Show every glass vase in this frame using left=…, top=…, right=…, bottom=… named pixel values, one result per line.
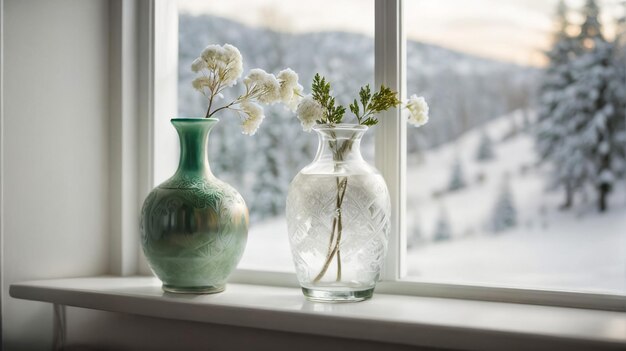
left=286, top=124, right=391, bottom=302
left=140, top=118, right=248, bottom=294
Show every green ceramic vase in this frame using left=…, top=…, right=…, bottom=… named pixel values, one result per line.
left=140, top=118, right=248, bottom=294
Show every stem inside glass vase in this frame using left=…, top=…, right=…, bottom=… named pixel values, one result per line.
left=313, top=134, right=355, bottom=283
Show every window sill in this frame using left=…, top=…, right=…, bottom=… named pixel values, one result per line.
left=9, top=276, right=626, bottom=350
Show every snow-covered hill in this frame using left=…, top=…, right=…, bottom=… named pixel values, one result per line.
left=407, top=110, right=537, bottom=240
left=406, top=110, right=626, bottom=294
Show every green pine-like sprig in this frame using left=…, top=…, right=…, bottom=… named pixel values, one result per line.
left=311, top=73, right=400, bottom=126
left=350, top=84, right=401, bottom=126
left=311, top=73, right=346, bottom=125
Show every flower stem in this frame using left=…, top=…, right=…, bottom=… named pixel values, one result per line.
left=208, top=100, right=237, bottom=117
left=312, top=176, right=347, bottom=283
left=324, top=217, right=337, bottom=264
left=336, top=250, right=342, bottom=281
left=205, top=94, right=214, bottom=118
left=334, top=176, right=347, bottom=282
left=312, top=134, right=356, bottom=283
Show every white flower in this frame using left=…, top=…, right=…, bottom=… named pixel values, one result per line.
left=240, top=101, right=265, bottom=135
left=191, top=58, right=207, bottom=73
left=277, top=68, right=298, bottom=99
left=244, top=69, right=281, bottom=104
left=296, top=95, right=324, bottom=131
left=277, top=68, right=303, bottom=111
left=200, top=44, right=225, bottom=66
left=222, top=44, right=243, bottom=86
left=192, top=76, right=211, bottom=92
left=196, top=44, right=243, bottom=87
left=406, top=95, right=429, bottom=127
left=243, top=68, right=265, bottom=86
left=286, top=84, right=304, bottom=112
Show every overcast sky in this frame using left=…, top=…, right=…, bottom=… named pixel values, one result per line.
left=178, top=0, right=624, bottom=66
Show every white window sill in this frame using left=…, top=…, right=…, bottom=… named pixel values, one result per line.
left=9, top=276, right=626, bottom=350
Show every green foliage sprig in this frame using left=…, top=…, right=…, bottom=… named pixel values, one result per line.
left=311, top=74, right=346, bottom=124
left=310, top=73, right=401, bottom=126
left=350, top=84, right=401, bottom=126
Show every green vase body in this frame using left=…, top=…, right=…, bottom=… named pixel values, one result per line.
left=140, top=118, right=248, bottom=294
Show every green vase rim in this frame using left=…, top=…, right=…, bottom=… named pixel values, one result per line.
left=171, top=117, right=220, bottom=123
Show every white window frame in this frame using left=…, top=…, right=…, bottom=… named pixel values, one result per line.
left=117, top=0, right=625, bottom=312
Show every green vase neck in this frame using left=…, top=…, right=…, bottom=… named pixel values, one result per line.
left=171, top=118, right=218, bottom=179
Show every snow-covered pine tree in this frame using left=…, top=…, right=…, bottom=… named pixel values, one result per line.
left=609, top=6, right=626, bottom=188
left=535, top=0, right=578, bottom=208
left=475, top=129, right=495, bottom=161
left=537, top=0, right=624, bottom=212
left=249, top=29, right=288, bottom=220
left=249, top=112, right=291, bottom=221
left=492, top=177, right=517, bottom=233
left=433, top=207, right=452, bottom=242
left=617, top=4, right=626, bottom=54
left=565, top=0, right=622, bottom=212
left=576, top=0, right=604, bottom=52
left=209, top=118, right=250, bottom=191
left=248, top=26, right=294, bottom=221
left=448, top=156, right=467, bottom=191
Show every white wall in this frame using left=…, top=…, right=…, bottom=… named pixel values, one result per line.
left=2, top=0, right=110, bottom=349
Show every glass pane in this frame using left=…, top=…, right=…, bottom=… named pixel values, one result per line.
left=176, top=0, right=375, bottom=271
left=405, top=0, right=626, bottom=294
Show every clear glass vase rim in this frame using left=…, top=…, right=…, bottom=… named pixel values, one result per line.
left=312, top=124, right=368, bottom=133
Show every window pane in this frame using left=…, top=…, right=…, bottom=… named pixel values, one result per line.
left=405, top=0, right=626, bottom=294
left=176, top=0, right=375, bottom=271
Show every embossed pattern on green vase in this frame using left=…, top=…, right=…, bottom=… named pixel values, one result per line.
left=140, top=118, right=249, bottom=292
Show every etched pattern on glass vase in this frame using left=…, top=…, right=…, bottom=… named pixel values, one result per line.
left=286, top=125, right=391, bottom=301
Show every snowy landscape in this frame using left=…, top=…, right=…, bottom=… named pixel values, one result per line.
left=405, top=110, right=626, bottom=293
left=178, top=1, right=626, bottom=295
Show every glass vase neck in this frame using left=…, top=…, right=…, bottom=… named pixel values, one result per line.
left=312, top=124, right=368, bottom=163
left=171, top=118, right=218, bottom=178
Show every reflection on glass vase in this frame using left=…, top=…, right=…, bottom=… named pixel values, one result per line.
left=286, top=124, right=391, bottom=302
left=140, top=118, right=249, bottom=294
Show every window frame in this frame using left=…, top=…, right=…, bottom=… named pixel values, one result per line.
left=126, top=0, right=626, bottom=312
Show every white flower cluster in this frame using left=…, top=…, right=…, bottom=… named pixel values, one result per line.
left=296, top=95, right=324, bottom=131
left=406, top=94, right=429, bottom=127
left=191, top=44, right=243, bottom=92
left=244, top=68, right=281, bottom=104
left=277, top=69, right=304, bottom=111
left=239, top=101, right=265, bottom=136
left=236, top=68, right=303, bottom=134
left=190, top=43, right=305, bottom=136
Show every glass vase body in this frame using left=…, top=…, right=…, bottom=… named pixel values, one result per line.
left=140, top=118, right=248, bottom=294
left=286, top=124, right=391, bottom=302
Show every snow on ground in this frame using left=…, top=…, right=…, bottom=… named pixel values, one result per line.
left=407, top=208, right=626, bottom=293
left=239, top=216, right=294, bottom=272
left=407, top=111, right=538, bottom=239
left=241, top=111, right=626, bottom=294
left=406, top=110, right=626, bottom=294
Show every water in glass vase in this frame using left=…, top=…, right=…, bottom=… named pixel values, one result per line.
left=286, top=125, right=391, bottom=302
